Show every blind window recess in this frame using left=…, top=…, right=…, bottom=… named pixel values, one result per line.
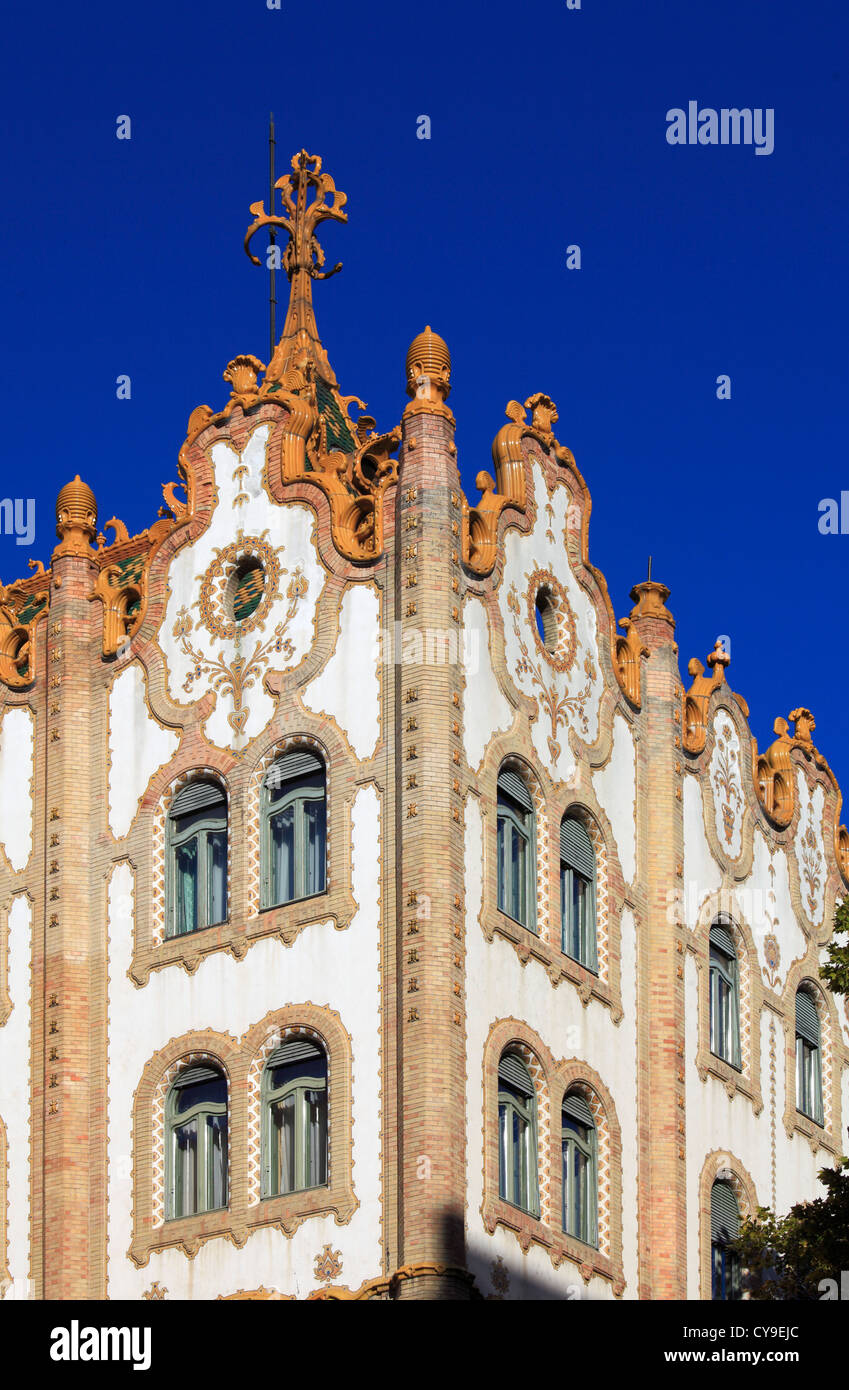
left=497, top=769, right=533, bottom=813
left=562, top=1092, right=594, bottom=1128
left=711, top=1181, right=741, bottom=1245
left=795, top=992, right=821, bottom=1048
left=498, top=1054, right=534, bottom=1097
left=560, top=818, right=595, bottom=880
left=265, top=750, right=324, bottom=790
left=170, top=780, right=227, bottom=819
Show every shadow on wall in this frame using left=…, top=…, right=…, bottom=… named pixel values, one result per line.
left=441, top=1210, right=614, bottom=1302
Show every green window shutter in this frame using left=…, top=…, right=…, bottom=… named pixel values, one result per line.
left=266, top=751, right=323, bottom=788
left=709, top=922, right=736, bottom=957
left=711, top=1181, right=740, bottom=1244
left=498, top=1054, right=534, bottom=1096
left=266, top=1040, right=323, bottom=1069
left=560, top=819, right=595, bottom=879
left=170, top=780, right=226, bottom=818
left=795, top=991, right=820, bottom=1047
left=172, top=1064, right=222, bottom=1088
left=497, top=769, right=533, bottom=813
left=562, top=1091, right=594, bottom=1128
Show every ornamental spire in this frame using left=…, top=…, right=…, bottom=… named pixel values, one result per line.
left=244, top=149, right=347, bottom=389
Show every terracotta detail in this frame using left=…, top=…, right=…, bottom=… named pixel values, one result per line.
left=403, top=325, right=453, bottom=421
left=681, top=640, right=729, bottom=754
left=54, top=474, right=97, bottom=559
left=0, top=576, right=48, bottom=687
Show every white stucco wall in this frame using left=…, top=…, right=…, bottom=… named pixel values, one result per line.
left=108, top=663, right=180, bottom=839
left=0, top=708, right=33, bottom=873
left=106, top=784, right=382, bottom=1299
left=462, top=597, right=513, bottom=773
left=592, top=713, right=637, bottom=885
left=0, top=895, right=31, bottom=1297
left=301, top=584, right=381, bottom=762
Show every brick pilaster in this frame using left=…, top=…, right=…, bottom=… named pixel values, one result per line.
left=629, top=580, right=687, bottom=1300
left=41, top=550, right=104, bottom=1298
left=392, top=393, right=469, bottom=1297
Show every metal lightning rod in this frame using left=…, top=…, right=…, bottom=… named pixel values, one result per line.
left=269, top=112, right=277, bottom=362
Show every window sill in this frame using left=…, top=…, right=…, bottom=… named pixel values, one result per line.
left=483, top=1195, right=623, bottom=1294
left=484, top=907, right=621, bottom=1020
left=131, top=882, right=356, bottom=985
left=696, top=1052, right=762, bottom=1113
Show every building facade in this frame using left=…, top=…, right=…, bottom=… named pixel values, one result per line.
left=0, top=150, right=847, bottom=1301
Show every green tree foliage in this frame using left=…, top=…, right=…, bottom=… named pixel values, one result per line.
left=734, top=898, right=849, bottom=1299
left=820, top=898, right=849, bottom=998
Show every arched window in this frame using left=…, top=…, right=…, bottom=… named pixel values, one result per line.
left=710, top=1179, right=741, bottom=1300
left=560, top=816, right=597, bottom=970
left=166, top=1065, right=228, bottom=1219
left=561, top=1090, right=597, bottom=1246
left=709, top=921, right=741, bottom=1069
left=496, top=768, right=536, bottom=930
left=262, top=751, right=327, bottom=909
left=795, top=988, right=823, bottom=1125
left=497, top=1053, right=539, bottom=1216
left=262, top=1039, right=328, bottom=1196
left=167, top=779, right=228, bottom=937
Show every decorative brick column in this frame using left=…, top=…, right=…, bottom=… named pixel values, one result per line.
left=40, top=477, right=106, bottom=1298
left=392, top=331, right=471, bottom=1298
left=628, top=580, right=687, bottom=1299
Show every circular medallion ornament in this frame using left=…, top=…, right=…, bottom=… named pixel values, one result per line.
left=526, top=567, right=577, bottom=673
left=198, top=533, right=285, bottom=641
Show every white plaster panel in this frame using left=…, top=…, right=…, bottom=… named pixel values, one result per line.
left=108, top=664, right=180, bottom=840
left=0, top=708, right=33, bottom=873
left=708, top=709, right=744, bottom=861
left=462, top=597, right=513, bottom=772
left=592, top=713, right=637, bottom=884
left=464, top=798, right=640, bottom=1298
left=681, top=776, right=722, bottom=931
left=794, top=770, right=827, bottom=928
left=498, top=463, right=603, bottom=783
left=742, top=831, right=806, bottom=990
left=0, top=895, right=31, bottom=1296
left=301, top=584, right=380, bottom=761
left=106, top=785, right=382, bottom=1298
left=159, top=424, right=327, bottom=752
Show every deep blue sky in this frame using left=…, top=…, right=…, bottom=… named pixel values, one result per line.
left=1, top=0, right=847, bottom=793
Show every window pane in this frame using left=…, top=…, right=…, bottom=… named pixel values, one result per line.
left=174, top=1119, right=198, bottom=1218
left=305, top=798, right=326, bottom=896
left=176, top=1075, right=227, bottom=1114
left=511, top=827, right=522, bottom=922
left=207, top=831, right=227, bottom=925
left=208, top=1113, right=228, bottom=1210
left=271, top=1093, right=296, bottom=1194
left=306, top=1088, right=328, bottom=1186
left=574, top=1147, right=587, bottom=1240
left=271, top=806, right=295, bottom=906
left=575, top=872, right=589, bottom=961
left=497, top=819, right=506, bottom=913
left=512, top=1109, right=523, bottom=1207
left=175, top=840, right=198, bottom=935
left=498, top=1102, right=509, bottom=1200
